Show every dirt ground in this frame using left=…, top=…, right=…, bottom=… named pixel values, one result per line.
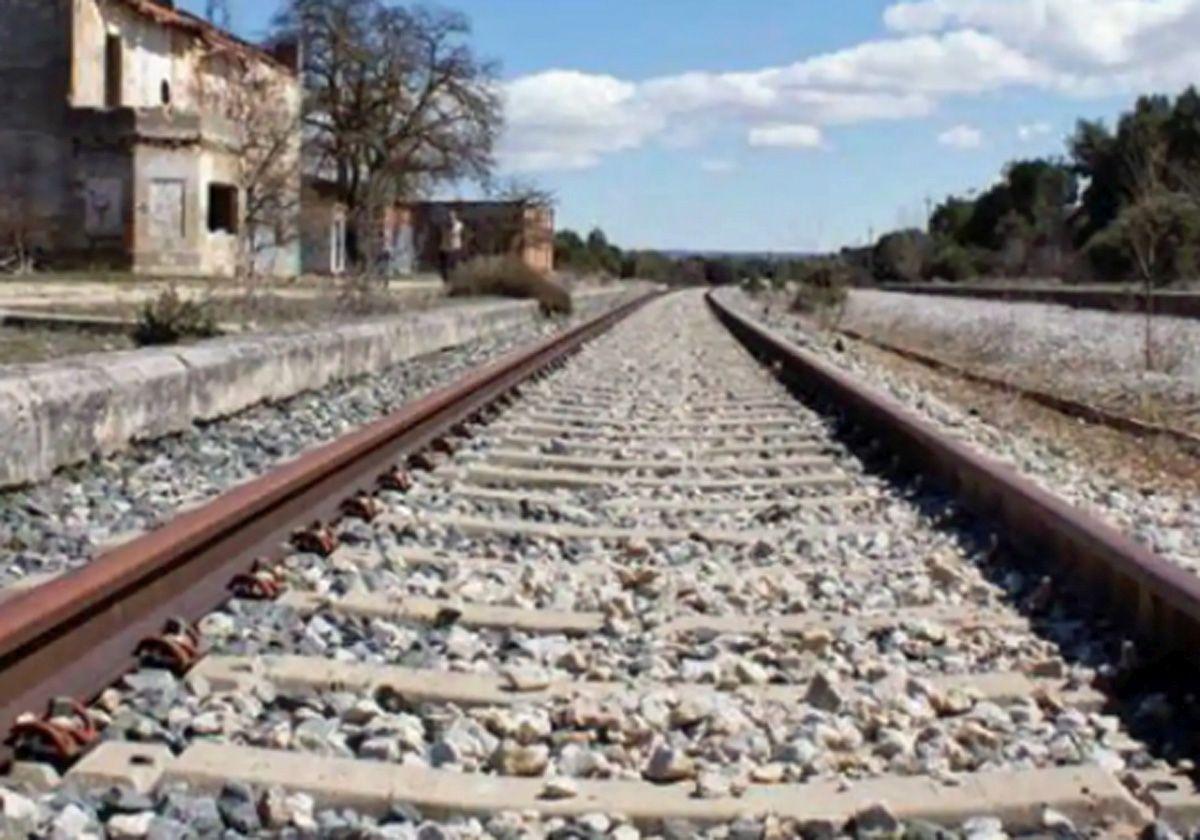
left=0, top=274, right=449, bottom=338
left=0, top=326, right=135, bottom=365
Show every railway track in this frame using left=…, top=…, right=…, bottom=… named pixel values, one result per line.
left=0, top=289, right=1198, bottom=838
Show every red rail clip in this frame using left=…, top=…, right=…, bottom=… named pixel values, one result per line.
left=340, top=493, right=383, bottom=522
left=230, top=563, right=283, bottom=600
left=292, top=522, right=338, bottom=556
left=136, top=618, right=205, bottom=674
left=407, top=452, right=436, bottom=472
left=10, top=698, right=99, bottom=764
left=379, top=467, right=413, bottom=493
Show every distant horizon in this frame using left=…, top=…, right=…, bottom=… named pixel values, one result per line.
left=183, top=0, right=1199, bottom=252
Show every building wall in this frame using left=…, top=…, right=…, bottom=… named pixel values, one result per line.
left=299, top=190, right=347, bottom=276
left=71, top=0, right=186, bottom=111
left=0, top=1, right=75, bottom=253
left=404, top=202, right=556, bottom=274
left=127, top=141, right=239, bottom=276
left=522, top=206, right=555, bottom=273
left=0, top=0, right=300, bottom=277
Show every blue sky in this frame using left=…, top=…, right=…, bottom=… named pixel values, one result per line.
left=184, top=0, right=1200, bottom=252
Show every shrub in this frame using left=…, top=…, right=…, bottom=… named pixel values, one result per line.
left=740, top=276, right=766, bottom=296
left=704, top=258, right=737, bottom=286
left=872, top=229, right=931, bottom=283
left=448, top=255, right=573, bottom=315
left=133, top=286, right=219, bottom=346
left=1083, top=192, right=1200, bottom=284
left=790, top=260, right=850, bottom=326
left=1081, top=231, right=1135, bottom=282
left=924, top=243, right=977, bottom=281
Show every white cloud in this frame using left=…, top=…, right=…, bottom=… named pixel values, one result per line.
left=747, top=124, right=824, bottom=149
left=700, top=159, right=738, bottom=174
left=938, top=124, right=984, bottom=149
left=499, top=70, right=662, bottom=172
left=1017, top=121, right=1054, bottom=141
left=498, top=1, right=1200, bottom=172
left=883, top=0, right=1200, bottom=88
left=773, top=30, right=1047, bottom=94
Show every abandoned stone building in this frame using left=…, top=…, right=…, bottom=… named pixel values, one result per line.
left=300, top=191, right=556, bottom=278
left=0, top=0, right=301, bottom=277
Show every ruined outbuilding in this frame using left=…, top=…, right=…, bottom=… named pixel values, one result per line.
left=0, top=0, right=301, bottom=277
left=300, top=192, right=555, bottom=277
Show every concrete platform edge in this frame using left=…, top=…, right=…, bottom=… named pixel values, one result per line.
left=0, top=285, right=650, bottom=489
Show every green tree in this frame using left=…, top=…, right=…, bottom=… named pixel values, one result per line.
left=929, top=197, right=974, bottom=244
left=554, top=229, right=597, bottom=272
left=1086, top=192, right=1200, bottom=284
left=703, top=258, right=736, bottom=286
left=1070, top=119, right=1123, bottom=243
left=585, top=228, right=622, bottom=275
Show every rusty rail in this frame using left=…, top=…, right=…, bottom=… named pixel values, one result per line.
left=707, top=291, right=1200, bottom=659
left=0, top=291, right=655, bottom=764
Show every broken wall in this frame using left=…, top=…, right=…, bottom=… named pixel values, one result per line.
left=71, top=0, right=195, bottom=112
left=0, top=0, right=301, bottom=277
left=404, top=203, right=556, bottom=274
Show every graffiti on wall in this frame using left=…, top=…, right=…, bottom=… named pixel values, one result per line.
left=83, top=177, right=123, bottom=235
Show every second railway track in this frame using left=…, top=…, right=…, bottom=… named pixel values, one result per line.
left=1, top=289, right=1198, bottom=839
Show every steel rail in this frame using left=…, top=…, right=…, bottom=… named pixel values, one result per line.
left=707, top=290, right=1200, bottom=659
left=0, top=291, right=656, bottom=764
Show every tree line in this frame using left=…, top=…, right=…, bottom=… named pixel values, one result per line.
left=553, top=228, right=823, bottom=286
left=864, top=87, right=1200, bottom=287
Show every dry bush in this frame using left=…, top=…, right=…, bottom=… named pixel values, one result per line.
left=740, top=276, right=767, bottom=296
left=448, top=256, right=573, bottom=315
left=790, top=260, right=850, bottom=328
left=134, top=286, right=220, bottom=346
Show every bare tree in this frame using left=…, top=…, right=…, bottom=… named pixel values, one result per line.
left=206, top=0, right=231, bottom=29
left=191, top=48, right=302, bottom=280
left=488, top=176, right=557, bottom=209
left=275, top=0, right=502, bottom=262
left=0, top=148, right=47, bottom=275
left=1106, top=190, right=1197, bottom=370
left=1120, top=140, right=1169, bottom=371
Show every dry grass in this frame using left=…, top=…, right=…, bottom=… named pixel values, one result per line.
left=840, top=291, right=1200, bottom=435
left=133, top=286, right=220, bottom=346
left=849, top=338, right=1200, bottom=492
left=448, top=256, right=573, bottom=316
left=0, top=326, right=133, bottom=365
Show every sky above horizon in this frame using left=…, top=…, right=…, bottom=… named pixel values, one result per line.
left=182, top=0, right=1200, bottom=252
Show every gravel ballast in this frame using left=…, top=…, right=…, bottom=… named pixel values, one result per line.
left=0, top=315, right=580, bottom=587
left=724, top=289, right=1200, bottom=578
left=838, top=289, right=1200, bottom=434
left=5, top=291, right=1179, bottom=839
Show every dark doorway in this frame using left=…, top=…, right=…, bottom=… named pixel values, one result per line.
left=104, top=35, right=123, bottom=108
left=207, top=184, right=239, bottom=234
